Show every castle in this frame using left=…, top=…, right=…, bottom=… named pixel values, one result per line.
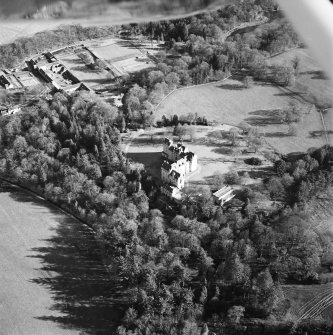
left=161, top=138, right=198, bottom=200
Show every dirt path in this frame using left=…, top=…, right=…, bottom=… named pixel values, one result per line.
left=0, top=181, right=120, bottom=335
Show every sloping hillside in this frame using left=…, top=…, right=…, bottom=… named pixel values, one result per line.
left=0, top=180, right=119, bottom=334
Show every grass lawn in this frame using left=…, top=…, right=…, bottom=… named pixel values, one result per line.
left=0, top=181, right=119, bottom=334
left=122, top=126, right=273, bottom=190
left=267, top=47, right=333, bottom=146
left=157, top=79, right=325, bottom=154
left=90, top=40, right=141, bottom=63
left=267, top=47, right=333, bottom=106
left=89, top=39, right=156, bottom=74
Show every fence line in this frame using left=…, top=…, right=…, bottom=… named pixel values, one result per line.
left=154, top=74, right=232, bottom=113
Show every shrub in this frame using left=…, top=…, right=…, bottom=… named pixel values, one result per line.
left=242, top=76, right=254, bottom=88
left=224, top=171, right=241, bottom=185
left=244, top=157, right=262, bottom=166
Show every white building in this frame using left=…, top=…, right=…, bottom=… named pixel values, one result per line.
left=160, top=138, right=198, bottom=201
left=161, top=161, right=185, bottom=189
left=162, top=138, right=197, bottom=174
left=213, top=186, right=235, bottom=206
left=161, top=184, right=183, bottom=202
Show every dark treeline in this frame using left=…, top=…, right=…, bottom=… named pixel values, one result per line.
left=0, top=24, right=118, bottom=68
left=1, top=91, right=333, bottom=334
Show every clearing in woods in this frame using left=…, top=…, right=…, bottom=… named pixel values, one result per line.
left=156, top=78, right=326, bottom=154
left=122, top=126, right=273, bottom=191
left=0, top=181, right=120, bottom=335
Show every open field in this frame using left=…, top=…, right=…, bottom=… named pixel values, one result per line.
left=122, top=126, right=273, bottom=190
left=113, top=56, right=155, bottom=74
left=88, top=39, right=156, bottom=75
left=157, top=79, right=326, bottom=154
left=283, top=283, right=333, bottom=321
left=267, top=47, right=333, bottom=107
left=90, top=40, right=141, bottom=62
left=0, top=180, right=119, bottom=335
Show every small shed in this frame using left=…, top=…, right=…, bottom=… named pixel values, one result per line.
left=213, top=186, right=235, bottom=206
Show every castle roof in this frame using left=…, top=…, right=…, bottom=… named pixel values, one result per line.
left=170, top=170, right=181, bottom=179
left=186, top=151, right=195, bottom=159
left=162, top=184, right=174, bottom=193
left=161, top=161, right=172, bottom=171
left=179, top=151, right=195, bottom=161
left=164, top=138, right=172, bottom=145
left=213, top=186, right=234, bottom=199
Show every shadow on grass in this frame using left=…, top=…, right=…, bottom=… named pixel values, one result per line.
left=80, top=78, right=110, bottom=85
left=247, top=167, right=275, bottom=179
left=300, top=70, right=327, bottom=80
left=212, top=147, right=234, bottom=155
left=130, top=137, right=165, bottom=146
left=8, top=190, right=123, bottom=335
left=309, top=130, right=333, bottom=138
left=116, top=40, right=140, bottom=50
left=245, top=109, right=284, bottom=126
left=264, top=131, right=289, bottom=138
left=274, top=91, right=301, bottom=98
left=127, top=152, right=162, bottom=182
left=59, top=57, right=83, bottom=65
left=217, top=83, right=244, bottom=90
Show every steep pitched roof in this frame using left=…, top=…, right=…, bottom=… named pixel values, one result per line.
left=213, top=186, right=233, bottom=199
left=162, top=184, right=174, bottom=193
left=164, top=138, right=172, bottom=146
left=161, top=161, right=172, bottom=171
left=170, top=170, right=181, bottom=179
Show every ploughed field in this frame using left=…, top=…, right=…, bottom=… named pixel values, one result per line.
left=283, top=283, right=333, bottom=321
left=156, top=78, right=326, bottom=154
left=0, top=181, right=119, bottom=335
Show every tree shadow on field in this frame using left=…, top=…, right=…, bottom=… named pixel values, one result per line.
left=59, top=57, right=83, bottom=65
left=247, top=166, right=275, bottom=179
left=212, top=147, right=234, bottom=155
left=301, top=70, right=327, bottom=80
left=81, top=78, right=109, bottom=85
left=263, top=131, right=289, bottom=138
left=274, top=91, right=301, bottom=98
left=8, top=190, right=123, bottom=335
left=127, top=151, right=162, bottom=182
left=309, top=130, right=333, bottom=138
left=115, top=40, right=140, bottom=50
left=217, top=83, right=244, bottom=90
left=245, top=109, right=284, bottom=126
left=130, top=137, right=165, bottom=146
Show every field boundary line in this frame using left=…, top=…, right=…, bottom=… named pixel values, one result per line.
left=155, top=74, right=232, bottom=113
left=319, top=110, right=330, bottom=145
left=268, top=46, right=301, bottom=59
left=0, top=176, right=96, bottom=233
left=0, top=175, right=120, bottom=279
left=221, top=17, right=269, bottom=42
